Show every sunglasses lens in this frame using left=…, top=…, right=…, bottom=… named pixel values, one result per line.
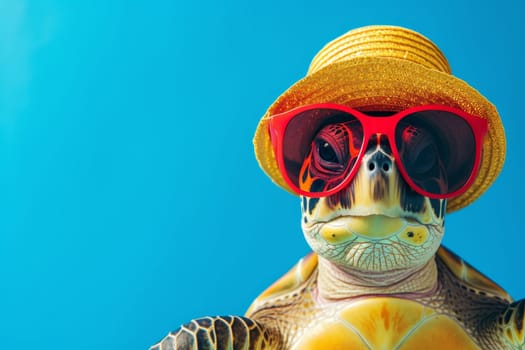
left=281, top=109, right=363, bottom=194
left=395, top=110, right=477, bottom=196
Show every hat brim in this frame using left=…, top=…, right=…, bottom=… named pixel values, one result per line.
left=254, top=57, right=505, bottom=213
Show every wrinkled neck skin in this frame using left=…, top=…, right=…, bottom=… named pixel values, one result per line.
left=316, top=255, right=438, bottom=301
left=299, top=150, right=446, bottom=301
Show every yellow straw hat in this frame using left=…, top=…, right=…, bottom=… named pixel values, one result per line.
left=253, top=25, right=505, bottom=213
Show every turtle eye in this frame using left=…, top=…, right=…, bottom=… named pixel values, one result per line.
left=311, top=124, right=351, bottom=175
left=297, top=117, right=363, bottom=194
left=318, top=141, right=338, bottom=163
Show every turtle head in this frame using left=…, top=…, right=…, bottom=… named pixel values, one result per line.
left=300, top=133, right=446, bottom=273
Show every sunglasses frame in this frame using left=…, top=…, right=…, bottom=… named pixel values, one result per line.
left=268, top=103, right=488, bottom=199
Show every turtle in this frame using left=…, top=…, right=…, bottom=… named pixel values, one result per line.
left=150, top=26, right=524, bottom=349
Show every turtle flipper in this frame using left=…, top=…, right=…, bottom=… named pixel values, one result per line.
left=497, top=299, right=525, bottom=349
left=150, top=316, right=281, bottom=350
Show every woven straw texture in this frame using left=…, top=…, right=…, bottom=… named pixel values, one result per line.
left=254, top=25, right=505, bottom=213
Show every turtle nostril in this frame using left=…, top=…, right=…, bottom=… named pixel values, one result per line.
left=366, top=152, right=393, bottom=175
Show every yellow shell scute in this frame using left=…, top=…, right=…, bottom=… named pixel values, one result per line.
left=339, top=298, right=427, bottom=348
left=294, top=298, right=481, bottom=350
left=293, top=322, right=367, bottom=349
left=245, top=253, right=318, bottom=316
left=397, top=315, right=480, bottom=349
left=437, top=246, right=512, bottom=301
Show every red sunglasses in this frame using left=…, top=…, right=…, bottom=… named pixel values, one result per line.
left=268, top=103, right=488, bottom=199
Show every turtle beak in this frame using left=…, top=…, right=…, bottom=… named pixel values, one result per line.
left=347, top=148, right=403, bottom=213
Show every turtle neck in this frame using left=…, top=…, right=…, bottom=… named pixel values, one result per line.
left=316, top=255, right=438, bottom=300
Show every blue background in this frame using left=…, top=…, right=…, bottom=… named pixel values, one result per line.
left=1, top=1, right=523, bottom=348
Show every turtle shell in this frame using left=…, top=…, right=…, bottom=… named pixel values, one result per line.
left=245, top=252, right=318, bottom=316
left=294, top=297, right=481, bottom=349
left=436, top=245, right=511, bottom=302
left=246, top=246, right=511, bottom=349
